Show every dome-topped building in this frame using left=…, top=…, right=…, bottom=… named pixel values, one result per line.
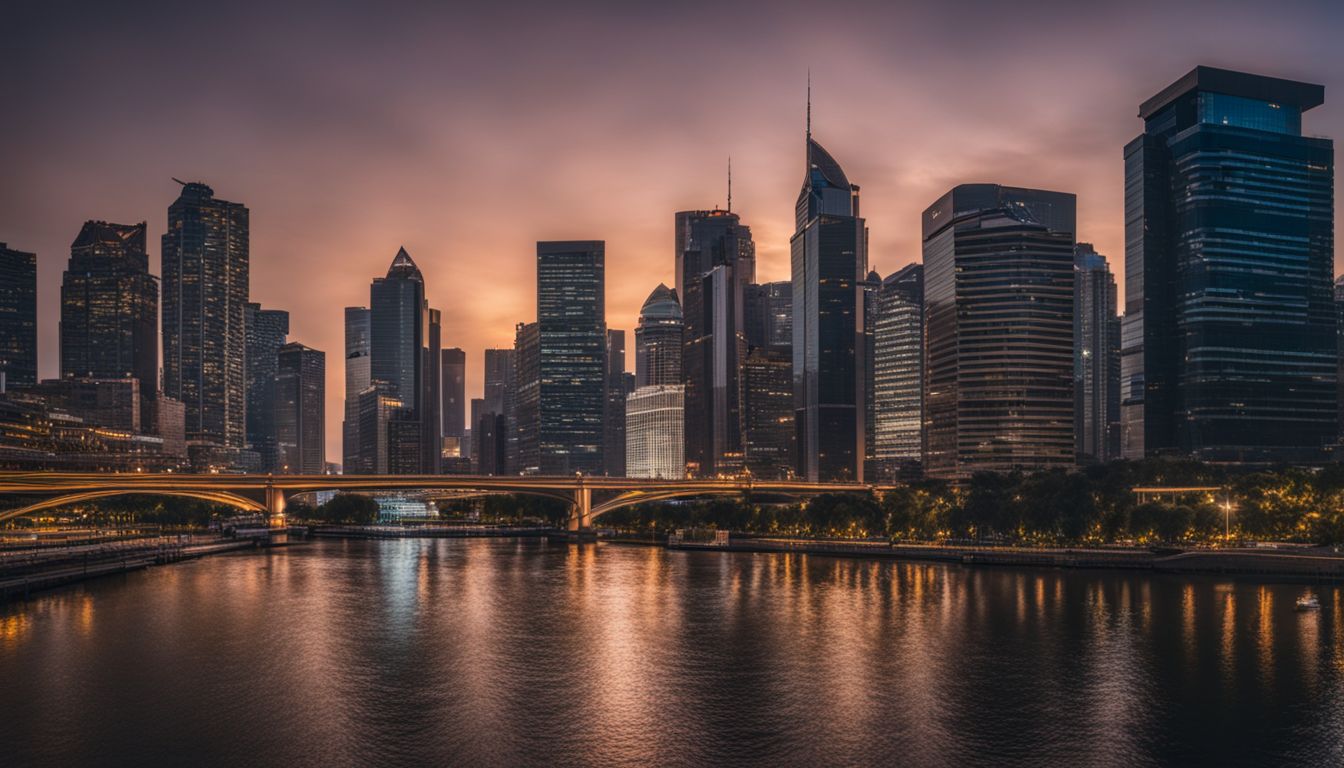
left=635, top=283, right=683, bottom=387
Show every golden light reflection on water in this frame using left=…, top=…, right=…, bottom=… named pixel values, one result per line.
left=1, top=610, right=31, bottom=644
left=1257, top=586, right=1275, bottom=683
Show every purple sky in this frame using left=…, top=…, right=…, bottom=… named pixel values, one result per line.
left=4, top=0, right=1342, bottom=462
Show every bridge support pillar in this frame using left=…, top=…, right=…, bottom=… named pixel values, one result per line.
left=265, top=482, right=287, bottom=529
left=569, top=486, right=591, bottom=531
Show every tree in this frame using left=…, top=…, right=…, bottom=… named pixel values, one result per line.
left=317, top=493, right=380, bottom=524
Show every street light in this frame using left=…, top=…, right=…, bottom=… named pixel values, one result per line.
left=1222, top=493, right=1234, bottom=542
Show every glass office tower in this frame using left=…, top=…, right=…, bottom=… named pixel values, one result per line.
left=244, top=302, right=289, bottom=472
left=791, top=134, right=867, bottom=481
left=1122, top=67, right=1335, bottom=463
left=0, top=243, right=37, bottom=391
left=342, top=307, right=371, bottom=473
left=922, top=184, right=1076, bottom=480
left=162, top=182, right=249, bottom=451
left=60, top=221, right=159, bottom=431
left=275, top=342, right=325, bottom=474
left=536, top=241, right=606, bottom=475
left=872, top=263, right=923, bottom=481
left=1074, top=244, right=1120, bottom=464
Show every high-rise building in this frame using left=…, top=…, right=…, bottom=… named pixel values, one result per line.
left=441, top=348, right=466, bottom=438
left=369, top=247, right=440, bottom=473
left=922, top=184, right=1076, bottom=480
left=1336, top=276, right=1344, bottom=443
left=275, top=342, right=324, bottom=474
left=861, top=268, right=880, bottom=478
left=678, top=210, right=754, bottom=477
left=1122, top=67, right=1336, bottom=463
left=743, top=280, right=792, bottom=350
left=59, top=221, right=158, bottom=431
left=740, top=346, right=794, bottom=479
left=244, top=302, right=289, bottom=472
left=161, top=182, right=249, bottom=452
left=357, top=381, right=403, bottom=474
left=604, top=329, right=631, bottom=476
left=791, top=131, right=867, bottom=481
left=625, top=385, right=685, bottom=479
left=1074, top=244, right=1120, bottom=464
left=30, top=377, right=141, bottom=433
left=634, top=284, right=683, bottom=387
left=535, top=241, right=606, bottom=475
left=511, top=322, right=540, bottom=475
left=0, top=244, right=38, bottom=392
left=871, top=263, right=923, bottom=481
left=342, top=307, right=371, bottom=473
left=423, top=308, right=442, bottom=474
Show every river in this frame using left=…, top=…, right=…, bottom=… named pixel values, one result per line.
left=2, top=538, right=1342, bottom=766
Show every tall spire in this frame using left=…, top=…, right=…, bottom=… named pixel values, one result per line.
left=806, top=69, right=812, bottom=140
left=727, top=157, right=732, bottom=212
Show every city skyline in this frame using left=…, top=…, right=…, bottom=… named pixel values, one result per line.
left=6, top=2, right=1344, bottom=463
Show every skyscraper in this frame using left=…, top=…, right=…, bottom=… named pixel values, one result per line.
left=677, top=210, right=754, bottom=477
left=479, top=348, right=515, bottom=475
left=743, top=280, right=792, bottom=350
left=1122, top=66, right=1336, bottom=463
left=739, top=345, right=794, bottom=479
left=634, top=284, right=683, bottom=387
left=791, top=129, right=867, bottom=481
left=275, top=342, right=325, bottom=474
left=60, top=221, right=158, bottom=431
left=161, top=181, right=249, bottom=451
left=0, top=243, right=37, bottom=392
left=511, top=321, right=540, bottom=475
left=441, top=347, right=466, bottom=439
left=625, top=385, right=684, bottom=479
left=871, top=263, right=923, bottom=481
left=369, top=247, right=440, bottom=473
left=342, top=307, right=371, bottom=473
left=244, top=302, right=289, bottom=472
left=604, top=329, right=631, bottom=476
left=1074, top=244, right=1120, bottom=463
left=922, top=184, right=1076, bottom=480
left=535, top=241, right=606, bottom=475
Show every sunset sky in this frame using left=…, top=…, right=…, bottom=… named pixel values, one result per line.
left=4, top=0, right=1343, bottom=462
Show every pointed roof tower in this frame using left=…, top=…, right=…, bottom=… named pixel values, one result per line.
left=386, top=246, right=423, bottom=281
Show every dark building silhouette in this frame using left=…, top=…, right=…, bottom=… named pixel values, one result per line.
left=1122, top=66, right=1336, bottom=463
left=634, top=284, right=683, bottom=387
left=604, top=329, right=632, bottom=476
left=244, top=302, right=289, bottom=472
left=0, top=243, right=37, bottom=392
left=276, top=342, right=324, bottom=474
left=510, top=321, right=539, bottom=474
left=791, top=132, right=867, bottom=481
left=744, top=280, right=792, bottom=351
left=677, top=210, right=754, bottom=477
left=441, top=347, right=466, bottom=439
left=60, top=221, right=158, bottom=431
left=1074, top=244, right=1120, bottom=463
left=535, top=241, right=606, bottom=475
left=161, top=182, right=249, bottom=453
left=369, top=247, right=440, bottom=473
left=922, top=184, right=1076, bottom=480
left=478, top=348, right=515, bottom=475
left=740, top=345, right=794, bottom=479
left=342, top=307, right=371, bottom=473
left=871, top=264, right=923, bottom=481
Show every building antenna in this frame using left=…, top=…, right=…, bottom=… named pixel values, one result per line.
left=171, top=177, right=187, bottom=187
left=727, top=157, right=732, bottom=213
left=806, top=69, right=812, bottom=140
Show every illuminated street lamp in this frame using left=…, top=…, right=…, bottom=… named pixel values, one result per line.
left=1222, top=494, right=1234, bottom=542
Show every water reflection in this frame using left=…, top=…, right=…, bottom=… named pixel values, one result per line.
left=0, top=540, right=1342, bottom=767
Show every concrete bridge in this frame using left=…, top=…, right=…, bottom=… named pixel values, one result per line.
left=0, top=473, right=884, bottom=530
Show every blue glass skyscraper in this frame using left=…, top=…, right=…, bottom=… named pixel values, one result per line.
left=1121, top=67, right=1335, bottom=462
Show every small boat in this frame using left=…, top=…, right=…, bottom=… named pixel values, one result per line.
left=1296, top=595, right=1321, bottom=612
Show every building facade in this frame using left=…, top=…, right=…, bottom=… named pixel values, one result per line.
left=0, top=244, right=38, bottom=392
left=244, top=302, right=289, bottom=471
left=871, top=263, right=923, bottom=481
left=791, top=134, right=867, bottom=481
left=275, top=342, right=325, bottom=474
left=1122, top=66, right=1336, bottom=463
left=922, top=184, right=1076, bottom=480
left=536, top=241, right=606, bottom=475
left=60, top=221, right=158, bottom=431
left=677, top=210, right=754, bottom=477
left=511, top=321, right=540, bottom=474
left=740, top=345, right=794, bottom=479
left=342, top=307, right=371, bottom=473
left=441, top=347, right=466, bottom=439
left=625, top=385, right=685, bottom=479
left=1074, top=244, right=1120, bottom=463
left=634, top=284, right=683, bottom=388
left=369, top=247, right=440, bottom=473
left=161, top=182, right=249, bottom=452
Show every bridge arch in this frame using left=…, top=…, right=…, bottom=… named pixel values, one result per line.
left=0, top=489, right=268, bottom=523
left=587, top=488, right=805, bottom=523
